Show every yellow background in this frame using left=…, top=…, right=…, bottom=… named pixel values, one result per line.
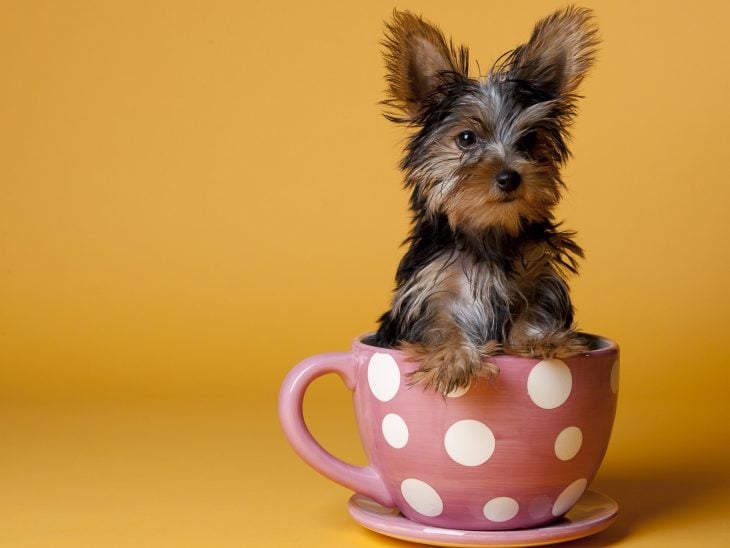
left=2, top=1, right=729, bottom=546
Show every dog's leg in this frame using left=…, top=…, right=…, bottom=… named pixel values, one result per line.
left=382, top=254, right=502, bottom=395
left=506, top=271, right=590, bottom=358
left=401, top=313, right=499, bottom=395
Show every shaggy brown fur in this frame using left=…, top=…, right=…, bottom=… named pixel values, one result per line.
left=374, top=7, right=599, bottom=395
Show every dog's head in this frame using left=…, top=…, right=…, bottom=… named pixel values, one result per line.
left=383, top=7, right=598, bottom=236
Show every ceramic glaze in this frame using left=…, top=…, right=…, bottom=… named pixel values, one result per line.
left=279, top=334, right=618, bottom=531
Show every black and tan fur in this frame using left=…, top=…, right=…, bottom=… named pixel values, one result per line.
left=374, top=7, right=599, bottom=395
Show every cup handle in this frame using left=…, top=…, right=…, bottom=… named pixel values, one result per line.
left=278, top=351, right=394, bottom=507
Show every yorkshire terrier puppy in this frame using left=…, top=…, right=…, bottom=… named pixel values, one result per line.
left=374, top=7, right=599, bottom=395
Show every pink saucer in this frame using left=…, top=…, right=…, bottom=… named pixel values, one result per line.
left=347, top=490, right=618, bottom=547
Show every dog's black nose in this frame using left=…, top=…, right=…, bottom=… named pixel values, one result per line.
left=495, top=170, right=521, bottom=192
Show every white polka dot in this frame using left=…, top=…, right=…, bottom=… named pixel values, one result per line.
left=446, top=385, right=470, bottom=398
left=444, top=420, right=495, bottom=467
left=552, top=478, right=588, bottom=516
left=527, top=359, right=573, bottom=409
left=483, top=497, right=519, bottom=522
left=610, top=360, right=620, bottom=394
left=554, top=426, right=583, bottom=461
left=381, top=413, right=409, bottom=449
left=400, top=479, right=443, bottom=517
left=367, top=353, right=401, bottom=402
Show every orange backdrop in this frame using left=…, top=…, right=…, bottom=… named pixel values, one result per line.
left=1, top=1, right=729, bottom=546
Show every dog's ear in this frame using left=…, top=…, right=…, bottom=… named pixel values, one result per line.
left=508, top=6, right=598, bottom=98
left=382, top=10, right=468, bottom=122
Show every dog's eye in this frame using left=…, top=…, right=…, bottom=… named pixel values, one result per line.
left=456, top=130, right=477, bottom=149
left=516, top=131, right=538, bottom=153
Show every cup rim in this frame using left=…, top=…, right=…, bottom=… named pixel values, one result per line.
left=354, top=332, right=618, bottom=359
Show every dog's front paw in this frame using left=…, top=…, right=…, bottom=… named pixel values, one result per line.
left=401, top=340, right=498, bottom=396
left=507, top=328, right=591, bottom=359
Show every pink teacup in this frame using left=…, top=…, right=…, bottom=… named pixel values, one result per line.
left=279, top=333, right=619, bottom=531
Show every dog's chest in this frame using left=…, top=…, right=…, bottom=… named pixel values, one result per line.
left=432, top=255, right=513, bottom=339
left=446, top=255, right=512, bottom=309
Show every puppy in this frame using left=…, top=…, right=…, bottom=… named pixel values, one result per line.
left=373, top=7, right=599, bottom=395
